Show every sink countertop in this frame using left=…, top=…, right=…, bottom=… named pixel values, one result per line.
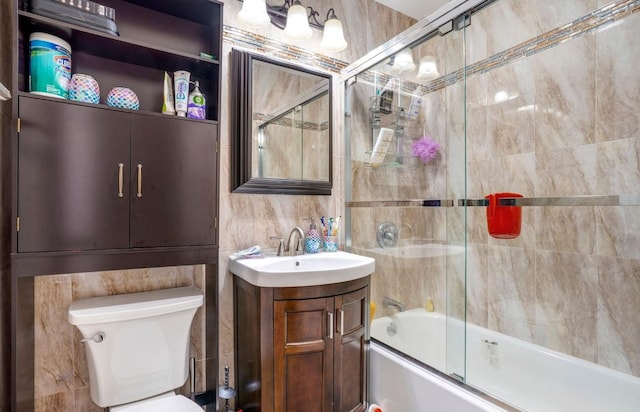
left=229, top=251, right=375, bottom=287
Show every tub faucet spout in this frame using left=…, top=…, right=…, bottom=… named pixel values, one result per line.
left=383, top=296, right=405, bottom=312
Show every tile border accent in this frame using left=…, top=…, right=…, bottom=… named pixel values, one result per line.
left=356, top=0, right=639, bottom=95
left=422, top=0, right=640, bottom=94
left=222, top=25, right=348, bottom=74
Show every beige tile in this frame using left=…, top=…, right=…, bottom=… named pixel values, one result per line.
left=533, top=34, right=596, bottom=150
left=535, top=250, right=598, bottom=361
left=535, top=207, right=597, bottom=255
left=34, top=275, right=75, bottom=399
left=218, top=251, right=235, bottom=357
left=597, top=256, right=640, bottom=375
left=596, top=137, right=640, bottom=195
left=488, top=245, right=536, bottom=341
left=596, top=206, right=640, bottom=259
left=34, top=390, right=74, bottom=412
left=535, top=145, right=598, bottom=197
left=595, top=12, right=640, bottom=143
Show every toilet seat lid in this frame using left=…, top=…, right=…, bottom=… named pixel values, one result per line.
left=111, top=394, right=202, bottom=412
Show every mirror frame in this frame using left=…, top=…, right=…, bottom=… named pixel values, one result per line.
left=230, top=48, right=333, bottom=195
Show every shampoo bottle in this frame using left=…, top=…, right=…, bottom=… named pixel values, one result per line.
left=303, top=218, right=321, bottom=254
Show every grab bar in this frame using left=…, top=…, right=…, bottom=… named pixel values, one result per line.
left=346, top=194, right=639, bottom=208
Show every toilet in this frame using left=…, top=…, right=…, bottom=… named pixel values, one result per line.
left=68, top=286, right=204, bottom=411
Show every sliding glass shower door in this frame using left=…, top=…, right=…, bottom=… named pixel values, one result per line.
left=343, top=10, right=468, bottom=382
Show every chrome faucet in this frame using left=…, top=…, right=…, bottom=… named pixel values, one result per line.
left=285, top=227, right=305, bottom=256
left=383, top=296, right=405, bottom=312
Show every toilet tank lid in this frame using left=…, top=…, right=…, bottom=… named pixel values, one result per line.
left=68, top=286, right=204, bottom=326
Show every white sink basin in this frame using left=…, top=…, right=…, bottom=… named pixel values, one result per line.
left=229, top=251, right=375, bottom=287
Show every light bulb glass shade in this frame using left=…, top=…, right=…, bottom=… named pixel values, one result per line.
left=237, top=0, right=270, bottom=28
left=417, top=56, right=440, bottom=81
left=320, top=18, right=347, bottom=52
left=283, top=4, right=313, bottom=40
left=392, top=49, right=416, bottom=74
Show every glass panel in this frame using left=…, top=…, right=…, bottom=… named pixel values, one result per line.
left=462, top=1, right=640, bottom=411
left=345, top=25, right=467, bottom=379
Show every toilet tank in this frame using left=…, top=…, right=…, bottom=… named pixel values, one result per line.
left=68, top=286, right=204, bottom=408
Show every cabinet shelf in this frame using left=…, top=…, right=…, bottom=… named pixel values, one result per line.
left=17, top=91, right=219, bottom=125
left=18, top=11, right=220, bottom=68
left=17, top=0, right=222, bottom=120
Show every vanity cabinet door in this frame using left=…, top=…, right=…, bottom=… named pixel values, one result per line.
left=274, top=297, right=334, bottom=412
left=130, top=114, right=217, bottom=247
left=333, top=287, right=368, bottom=412
left=17, top=96, right=131, bottom=252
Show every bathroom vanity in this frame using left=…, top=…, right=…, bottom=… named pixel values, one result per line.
left=234, top=276, right=369, bottom=412
left=230, top=252, right=374, bottom=411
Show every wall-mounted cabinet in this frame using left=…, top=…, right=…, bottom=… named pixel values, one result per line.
left=12, top=0, right=223, bottom=275
left=17, top=95, right=217, bottom=253
left=10, top=2, right=223, bottom=410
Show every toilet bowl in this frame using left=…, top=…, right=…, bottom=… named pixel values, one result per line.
left=68, top=286, right=204, bottom=410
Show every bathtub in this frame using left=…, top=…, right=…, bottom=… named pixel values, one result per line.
left=370, top=309, right=640, bottom=412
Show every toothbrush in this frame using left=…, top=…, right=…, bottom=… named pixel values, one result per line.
left=334, top=216, right=341, bottom=236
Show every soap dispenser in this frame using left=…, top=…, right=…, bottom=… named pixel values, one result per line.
left=303, top=218, right=321, bottom=254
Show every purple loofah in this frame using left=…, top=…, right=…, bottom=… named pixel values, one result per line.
left=411, top=136, right=441, bottom=163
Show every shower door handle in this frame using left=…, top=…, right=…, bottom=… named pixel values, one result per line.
left=327, top=312, right=334, bottom=339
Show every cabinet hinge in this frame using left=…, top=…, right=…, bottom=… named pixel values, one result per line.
left=16, top=217, right=19, bottom=232
left=17, top=118, right=20, bottom=133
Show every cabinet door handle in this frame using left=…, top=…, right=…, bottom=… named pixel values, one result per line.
left=117, top=163, right=124, bottom=198
left=338, top=309, right=344, bottom=336
left=136, top=164, right=143, bottom=198
left=327, top=312, right=334, bottom=339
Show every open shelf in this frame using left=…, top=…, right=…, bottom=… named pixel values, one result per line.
left=17, top=0, right=222, bottom=120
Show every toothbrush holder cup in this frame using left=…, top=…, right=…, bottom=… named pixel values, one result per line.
left=323, top=235, right=338, bottom=252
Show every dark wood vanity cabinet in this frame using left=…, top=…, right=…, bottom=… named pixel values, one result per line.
left=235, top=276, right=369, bottom=412
left=17, top=95, right=217, bottom=253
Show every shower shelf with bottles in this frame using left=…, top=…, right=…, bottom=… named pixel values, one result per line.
left=365, top=91, right=425, bottom=168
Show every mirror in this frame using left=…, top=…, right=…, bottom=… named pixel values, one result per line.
left=231, top=48, right=333, bottom=194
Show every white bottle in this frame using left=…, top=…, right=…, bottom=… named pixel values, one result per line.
left=369, top=128, right=395, bottom=167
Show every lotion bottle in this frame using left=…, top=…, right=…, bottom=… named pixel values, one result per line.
left=187, top=80, right=206, bottom=119
left=303, top=218, right=321, bottom=254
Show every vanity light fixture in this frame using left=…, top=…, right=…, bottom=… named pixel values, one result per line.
left=237, top=0, right=349, bottom=52
left=390, top=49, right=416, bottom=74
left=237, top=0, right=271, bottom=28
left=416, top=55, right=440, bottom=81
left=320, top=9, right=348, bottom=52
left=283, top=1, right=313, bottom=40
